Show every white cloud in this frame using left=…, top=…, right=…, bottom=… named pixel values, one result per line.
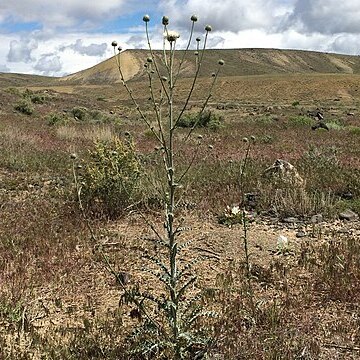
left=1, top=0, right=125, bottom=29
left=158, top=0, right=293, bottom=32
left=34, top=53, right=62, bottom=75
left=59, top=39, right=108, bottom=56
left=1, top=0, right=360, bottom=75
left=7, top=38, right=38, bottom=62
left=289, top=0, right=360, bottom=34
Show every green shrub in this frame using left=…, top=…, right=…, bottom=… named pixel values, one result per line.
left=288, top=115, right=313, bottom=126
left=71, top=107, right=88, bottom=121
left=30, top=93, right=47, bottom=104
left=78, top=138, right=141, bottom=218
left=177, top=110, right=223, bottom=130
left=88, top=109, right=118, bottom=124
left=349, top=126, right=360, bottom=135
left=14, top=99, right=34, bottom=115
left=326, top=120, right=344, bottom=130
left=47, top=112, right=69, bottom=126
left=70, top=107, right=119, bottom=124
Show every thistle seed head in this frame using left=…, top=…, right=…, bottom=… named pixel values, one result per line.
left=117, top=46, right=122, bottom=52
left=162, top=16, right=169, bottom=25
left=111, top=41, right=118, bottom=47
left=70, top=153, right=77, bottom=159
left=143, top=14, right=150, bottom=22
left=218, top=59, right=225, bottom=65
left=196, top=37, right=201, bottom=42
left=191, top=15, right=198, bottom=22
left=147, top=57, right=153, bottom=63
left=205, top=24, right=212, bottom=32
left=242, top=137, right=249, bottom=143
left=194, top=51, right=199, bottom=56
left=164, top=30, right=180, bottom=42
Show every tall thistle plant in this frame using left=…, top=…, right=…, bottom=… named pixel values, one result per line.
left=111, top=14, right=224, bottom=359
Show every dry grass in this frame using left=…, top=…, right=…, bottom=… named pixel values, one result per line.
left=56, top=124, right=115, bottom=141
left=0, top=60, right=360, bottom=358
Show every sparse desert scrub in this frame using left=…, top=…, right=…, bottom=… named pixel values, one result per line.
left=2, top=36, right=360, bottom=360
left=14, top=98, right=34, bottom=115
left=76, top=137, right=141, bottom=218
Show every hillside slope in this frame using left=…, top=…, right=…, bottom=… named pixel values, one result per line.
left=60, top=48, right=360, bottom=85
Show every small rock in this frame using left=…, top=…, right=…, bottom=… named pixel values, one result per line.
left=339, top=209, right=359, bottom=221
left=340, top=191, right=353, bottom=200
left=311, top=214, right=323, bottom=224
left=296, top=231, right=306, bottom=238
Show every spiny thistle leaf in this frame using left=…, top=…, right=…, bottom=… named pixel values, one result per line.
left=141, top=267, right=172, bottom=289
left=177, top=238, right=194, bottom=251
left=142, top=253, right=170, bottom=276
left=178, top=257, right=201, bottom=278
left=177, top=276, right=197, bottom=302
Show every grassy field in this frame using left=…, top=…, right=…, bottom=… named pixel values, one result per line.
left=0, top=49, right=360, bottom=359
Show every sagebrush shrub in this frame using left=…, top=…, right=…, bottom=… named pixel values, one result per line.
left=78, top=137, right=141, bottom=218
left=14, top=99, right=34, bottom=115
left=71, top=106, right=88, bottom=121
left=177, top=110, right=223, bottom=130
left=47, top=112, right=69, bottom=126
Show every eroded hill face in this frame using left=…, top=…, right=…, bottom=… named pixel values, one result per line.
left=59, top=48, right=360, bottom=85
left=2, top=49, right=360, bottom=87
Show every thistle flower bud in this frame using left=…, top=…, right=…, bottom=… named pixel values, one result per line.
left=211, top=72, right=216, bottom=77
left=194, top=51, right=199, bottom=56
left=162, top=16, right=169, bottom=25
left=111, top=41, right=117, bottom=47
left=250, top=135, right=256, bottom=142
left=117, top=46, right=122, bottom=52
left=208, top=145, right=214, bottom=149
left=70, top=153, right=77, bottom=159
left=218, top=59, right=225, bottom=65
left=147, top=57, right=153, bottom=63
left=191, top=15, right=198, bottom=22
left=196, top=37, right=201, bottom=42
left=197, top=134, right=203, bottom=139
left=161, top=76, right=168, bottom=81
left=205, top=24, right=212, bottom=32
left=164, top=30, right=180, bottom=42
left=242, top=137, right=249, bottom=143
left=143, top=14, right=150, bottom=22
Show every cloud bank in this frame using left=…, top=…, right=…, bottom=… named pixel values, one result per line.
left=0, top=0, right=359, bottom=76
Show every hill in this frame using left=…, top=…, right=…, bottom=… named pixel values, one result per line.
left=59, top=48, right=360, bottom=85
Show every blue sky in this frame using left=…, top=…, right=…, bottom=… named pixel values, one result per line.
left=1, top=0, right=360, bottom=76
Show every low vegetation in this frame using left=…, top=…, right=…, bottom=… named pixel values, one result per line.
left=0, top=35, right=360, bottom=359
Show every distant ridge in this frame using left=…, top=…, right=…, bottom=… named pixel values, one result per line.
left=59, top=48, right=360, bottom=85
left=1, top=49, right=360, bottom=87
